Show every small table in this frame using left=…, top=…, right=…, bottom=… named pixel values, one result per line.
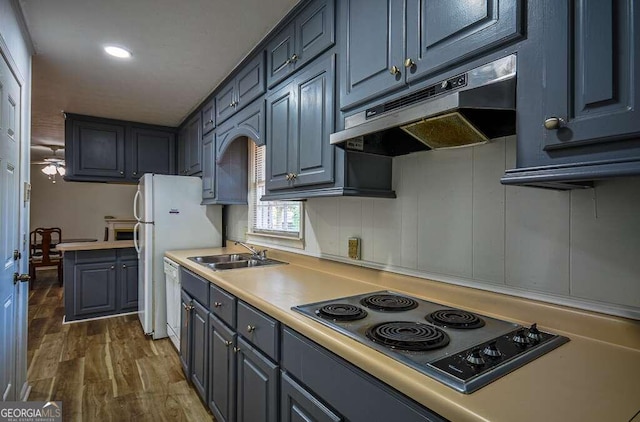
left=60, top=238, right=98, bottom=243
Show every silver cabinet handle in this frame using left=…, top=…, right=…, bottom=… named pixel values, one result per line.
left=213, top=302, right=222, bottom=308
left=389, top=65, right=400, bottom=75
left=183, top=303, right=193, bottom=311
left=247, top=325, right=255, bottom=333
left=404, top=58, right=415, bottom=68
left=544, top=117, right=564, bottom=130
left=224, top=340, right=232, bottom=347
left=233, top=347, right=241, bottom=353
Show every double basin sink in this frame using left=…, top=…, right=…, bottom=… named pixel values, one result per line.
left=188, top=253, right=286, bottom=271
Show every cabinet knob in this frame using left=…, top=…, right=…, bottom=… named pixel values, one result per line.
left=285, top=173, right=291, bottom=181
left=110, top=265, right=115, bottom=270
left=233, top=347, right=241, bottom=353
left=246, top=325, right=256, bottom=333
left=544, top=117, right=564, bottom=130
left=290, top=53, right=298, bottom=63
left=389, top=65, right=401, bottom=76
left=404, top=58, right=415, bottom=68
left=182, top=303, right=193, bottom=311
left=119, top=171, right=124, bottom=175
left=224, top=340, right=232, bottom=347
left=122, top=264, right=126, bottom=268
left=229, top=102, right=234, bottom=108
left=208, top=119, right=214, bottom=124
left=290, top=173, right=297, bottom=180
left=133, top=172, right=137, bottom=175
left=213, top=301, right=222, bottom=308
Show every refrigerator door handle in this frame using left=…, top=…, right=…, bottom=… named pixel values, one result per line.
left=134, top=222, right=141, bottom=254
left=133, top=189, right=141, bottom=221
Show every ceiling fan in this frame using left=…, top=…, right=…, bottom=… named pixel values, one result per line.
left=33, top=145, right=66, bottom=182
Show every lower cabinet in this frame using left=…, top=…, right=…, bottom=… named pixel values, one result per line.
left=63, top=248, right=138, bottom=322
left=191, top=299, right=209, bottom=399
left=281, top=372, right=342, bottom=422
left=208, top=314, right=236, bottom=422
left=236, top=337, right=279, bottom=422
left=179, top=290, right=192, bottom=377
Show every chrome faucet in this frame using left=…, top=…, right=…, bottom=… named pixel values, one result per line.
left=235, top=241, right=267, bottom=260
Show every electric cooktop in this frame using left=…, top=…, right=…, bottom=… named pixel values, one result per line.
left=293, top=291, right=569, bottom=394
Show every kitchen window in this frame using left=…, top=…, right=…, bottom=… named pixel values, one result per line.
left=248, top=143, right=303, bottom=240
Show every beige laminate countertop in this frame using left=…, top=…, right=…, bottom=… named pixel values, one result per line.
left=166, top=246, right=640, bottom=422
left=56, top=240, right=135, bottom=251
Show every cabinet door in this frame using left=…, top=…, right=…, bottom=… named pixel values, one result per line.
left=208, top=314, right=236, bottom=422
left=180, top=290, right=192, bottom=377
left=541, top=0, right=640, bottom=151
left=71, top=120, right=126, bottom=178
left=294, top=0, right=335, bottom=71
left=236, top=337, right=279, bottom=422
left=281, top=372, right=342, bottom=422
left=266, top=80, right=296, bottom=190
left=177, top=126, right=188, bottom=175
left=73, top=262, right=116, bottom=316
left=340, top=0, right=405, bottom=110
left=406, top=0, right=523, bottom=82
left=118, top=259, right=138, bottom=311
left=266, top=23, right=296, bottom=88
left=186, top=114, right=202, bottom=175
left=236, top=53, right=266, bottom=110
left=202, top=132, right=216, bottom=200
left=130, top=127, right=175, bottom=179
left=202, top=98, right=216, bottom=135
left=216, top=80, right=237, bottom=125
left=191, top=300, right=208, bottom=401
left=292, top=55, right=335, bottom=188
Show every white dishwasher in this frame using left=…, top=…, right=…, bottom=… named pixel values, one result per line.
left=163, top=257, right=181, bottom=350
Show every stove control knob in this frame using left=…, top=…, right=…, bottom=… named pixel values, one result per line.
left=465, top=348, right=485, bottom=366
left=527, top=323, right=543, bottom=342
left=441, top=80, right=450, bottom=89
left=512, top=329, right=531, bottom=345
left=482, top=341, right=502, bottom=358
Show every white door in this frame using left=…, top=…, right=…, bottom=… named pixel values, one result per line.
left=0, top=52, right=23, bottom=400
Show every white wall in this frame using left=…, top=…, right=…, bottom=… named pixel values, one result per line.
left=228, top=136, right=640, bottom=319
left=29, top=165, right=137, bottom=240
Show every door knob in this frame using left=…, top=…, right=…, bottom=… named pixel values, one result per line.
left=404, top=58, right=415, bottom=68
left=13, top=250, right=21, bottom=260
left=13, top=273, right=30, bottom=285
left=389, top=65, right=401, bottom=76
left=544, top=117, right=564, bottom=130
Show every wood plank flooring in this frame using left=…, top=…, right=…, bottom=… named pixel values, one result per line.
left=28, top=270, right=213, bottom=421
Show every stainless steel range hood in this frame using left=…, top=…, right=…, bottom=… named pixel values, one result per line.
left=330, top=55, right=517, bottom=156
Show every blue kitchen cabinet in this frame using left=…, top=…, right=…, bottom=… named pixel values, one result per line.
left=208, top=313, right=236, bottom=422
left=236, top=337, right=279, bottom=422
left=177, top=125, right=189, bottom=176
left=64, top=113, right=177, bottom=182
left=201, top=98, right=216, bottom=135
left=266, top=54, right=335, bottom=191
left=281, top=372, right=342, bottom=422
left=180, top=289, right=193, bottom=377
left=340, top=0, right=523, bottom=110
left=67, top=118, right=126, bottom=179
left=186, top=113, right=202, bottom=176
left=266, top=0, right=335, bottom=88
left=63, top=248, right=139, bottom=321
left=502, top=0, right=640, bottom=187
left=201, top=131, right=216, bottom=201
left=191, top=298, right=209, bottom=401
left=216, top=52, right=266, bottom=125
left=129, top=126, right=176, bottom=180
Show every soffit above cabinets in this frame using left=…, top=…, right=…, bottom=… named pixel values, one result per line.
left=19, top=0, right=299, bottom=161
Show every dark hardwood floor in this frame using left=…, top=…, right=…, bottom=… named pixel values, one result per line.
left=27, top=269, right=212, bottom=421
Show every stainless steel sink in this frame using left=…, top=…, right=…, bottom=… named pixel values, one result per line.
left=188, top=254, right=286, bottom=271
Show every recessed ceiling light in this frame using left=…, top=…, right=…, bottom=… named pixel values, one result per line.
left=104, top=45, right=132, bottom=59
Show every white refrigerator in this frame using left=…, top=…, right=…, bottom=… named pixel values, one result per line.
left=134, top=174, right=222, bottom=340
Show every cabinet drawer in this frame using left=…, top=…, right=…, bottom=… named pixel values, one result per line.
left=210, top=284, right=236, bottom=328
left=180, top=268, right=209, bottom=307
left=237, top=301, right=279, bottom=360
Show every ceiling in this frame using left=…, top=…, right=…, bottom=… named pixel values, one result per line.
left=20, top=0, right=299, bottom=162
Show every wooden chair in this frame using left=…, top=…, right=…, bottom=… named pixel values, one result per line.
left=29, top=227, right=63, bottom=288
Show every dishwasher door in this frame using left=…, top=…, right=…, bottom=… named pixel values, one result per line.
left=163, top=257, right=181, bottom=350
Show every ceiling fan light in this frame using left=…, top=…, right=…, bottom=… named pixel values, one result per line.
left=42, top=164, right=57, bottom=175
left=57, top=166, right=66, bottom=176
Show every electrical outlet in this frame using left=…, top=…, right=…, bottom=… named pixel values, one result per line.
left=348, top=237, right=361, bottom=260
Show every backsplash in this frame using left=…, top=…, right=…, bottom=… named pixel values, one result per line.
left=227, top=136, right=640, bottom=319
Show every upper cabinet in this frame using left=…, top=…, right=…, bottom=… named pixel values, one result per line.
left=201, top=98, right=216, bottom=135
left=340, top=0, right=523, bottom=110
left=266, top=0, right=335, bottom=88
left=186, top=114, right=203, bottom=175
left=64, top=113, right=176, bottom=183
left=266, top=55, right=335, bottom=191
left=215, top=53, right=266, bottom=125
left=130, top=127, right=175, bottom=180
left=502, top=0, right=640, bottom=188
